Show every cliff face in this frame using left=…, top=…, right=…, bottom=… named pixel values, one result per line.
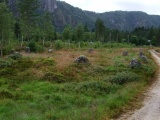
left=40, top=0, right=57, bottom=13
left=8, top=0, right=57, bottom=13
left=53, top=1, right=160, bottom=31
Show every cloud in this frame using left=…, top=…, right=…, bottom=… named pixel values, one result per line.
left=62, top=0, right=160, bottom=15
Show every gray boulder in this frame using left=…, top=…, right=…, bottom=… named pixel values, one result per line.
left=130, top=59, right=141, bottom=68
left=139, top=51, right=143, bottom=57
left=88, top=49, right=94, bottom=53
left=122, top=51, right=128, bottom=56
left=139, top=49, right=148, bottom=62
left=139, top=49, right=144, bottom=57
left=10, top=49, right=15, bottom=54
left=140, top=55, right=148, bottom=63
left=25, top=47, right=30, bottom=53
left=48, top=48, right=53, bottom=53
left=75, top=55, right=89, bottom=64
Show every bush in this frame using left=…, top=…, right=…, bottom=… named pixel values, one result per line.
left=0, top=90, right=14, bottom=99
left=105, top=71, right=140, bottom=85
left=43, top=72, right=65, bottom=83
left=75, top=81, right=112, bottom=95
left=14, top=58, right=34, bottom=70
left=93, top=41, right=102, bottom=48
left=27, top=41, right=37, bottom=52
left=2, top=41, right=18, bottom=55
left=44, top=41, right=52, bottom=47
left=8, top=52, right=22, bottom=60
left=0, top=59, right=15, bottom=68
left=142, top=64, right=156, bottom=77
left=103, top=43, right=135, bottom=48
left=36, top=44, right=45, bottom=53
left=41, top=58, right=55, bottom=66
left=27, top=41, right=44, bottom=53
left=54, top=40, right=64, bottom=50
left=15, top=69, right=40, bottom=82
left=0, top=68, right=17, bottom=76
left=63, top=81, right=120, bottom=96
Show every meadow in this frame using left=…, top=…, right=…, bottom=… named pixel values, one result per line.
left=0, top=44, right=156, bottom=120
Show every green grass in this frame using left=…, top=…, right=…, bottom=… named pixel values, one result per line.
left=0, top=79, right=147, bottom=120
left=0, top=48, right=156, bottom=119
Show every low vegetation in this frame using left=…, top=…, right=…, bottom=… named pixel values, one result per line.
left=0, top=46, right=156, bottom=120
left=0, top=0, right=158, bottom=119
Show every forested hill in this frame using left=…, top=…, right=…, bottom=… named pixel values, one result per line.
left=6, top=0, right=160, bottom=31
left=54, top=1, right=160, bottom=31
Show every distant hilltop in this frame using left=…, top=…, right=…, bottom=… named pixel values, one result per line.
left=6, top=0, right=160, bottom=31
left=8, top=0, right=57, bottom=13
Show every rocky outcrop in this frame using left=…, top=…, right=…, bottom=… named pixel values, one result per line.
left=75, top=55, right=89, bottom=64
left=8, top=0, right=57, bottom=13
left=130, top=59, right=141, bottom=68
left=40, top=0, right=57, bottom=13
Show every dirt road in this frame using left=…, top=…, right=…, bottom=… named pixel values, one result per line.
left=118, top=50, right=160, bottom=120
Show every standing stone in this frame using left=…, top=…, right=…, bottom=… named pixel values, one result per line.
left=88, top=49, right=94, bottom=53
left=75, top=55, right=89, bottom=64
left=10, top=49, right=15, bottom=54
left=25, top=47, right=30, bottom=53
left=139, top=49, right=148, bottom=62
left=48, top=48, right=53, bottom=53
left=130, top=58, right=141, bottom=68
left=122, top=51, right=128, bottom=56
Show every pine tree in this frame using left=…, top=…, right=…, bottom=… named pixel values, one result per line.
left=95, top=18, right=105, bottom=42
left=62, top=25, right=71, bottom=40
left=76, top=24, right=84, bottom=42
left=40, top=12, right=55, bottom=40
left=18, top=0, right=39, bottom=40
left=0, top=2, right=14, bottom=56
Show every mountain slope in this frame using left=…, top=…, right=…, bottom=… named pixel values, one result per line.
left=7, top=0, right=160, bottom=31
left=53, top=1, right=95, bottom=31
left=53, top=1, right=160, bottom=31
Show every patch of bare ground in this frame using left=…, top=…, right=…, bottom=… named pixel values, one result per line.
left=21, top=49, right=99, bottom=70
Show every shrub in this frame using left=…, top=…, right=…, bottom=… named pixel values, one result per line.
left=0, top=68, right=17, bottom=76
left=142, top=64, right=156, bottom=77
left=14, top=58, right=34, bottom=70
left=8, top=52, right=22, bottom=60
left=2, top=41, right=18, bottom=55
left=93, top=66, right=107, bottom=74
left=41, top=58, right=55, bottom=66
left=62, top=81, right=120, bottom=96
left=34, top=58, right=55, bottom=68
left=27, top=41, right=37, bottom=52
left=105, top=71, right=140, bottom=85
left=54, top=40, right=64, bottom=50
left=36, top=44, right=45, bottom=53
left=27, top=41, right=44, bottom=53
left=75, top=81, right=111, bottom=95
left=93, top=41, right=102, bottom=48
left=43, top=72, right=65, bottom=83
left=0, top=90, right=14, bottom=99
left=78, top=41, right=88, bottom=48
left=0, top=59, right=15, bottom=68
left=15, top=69, right=39, bottom=82
left=44, top=41, right=52, bottom=47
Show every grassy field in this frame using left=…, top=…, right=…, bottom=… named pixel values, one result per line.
left=0, top=48, right=156, bottom=120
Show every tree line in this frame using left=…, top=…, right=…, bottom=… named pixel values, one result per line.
left=0, top=0, right=160, bottom=53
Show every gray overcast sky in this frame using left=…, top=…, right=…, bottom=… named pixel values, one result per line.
left=61, top=0, right=160, bottom=15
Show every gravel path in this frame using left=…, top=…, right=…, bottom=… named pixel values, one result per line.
left=118, top=50, right=160, bottom=120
